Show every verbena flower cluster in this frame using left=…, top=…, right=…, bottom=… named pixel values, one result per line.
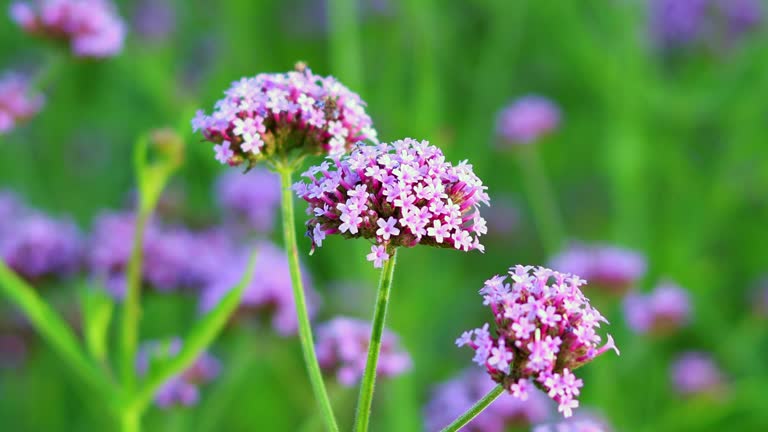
left=136, top=338, right=220, bottom=408
left=670, top=351, right=724, bottom=397
left=457, top=266, right=619, bottom=418
left=192, top=64, right=376, bottom=166
left=0, top=191, right=81, bottom=281
left=496, top=95, right=560, bottom=145
left=0, top=72, right=44, bottom=134
left=199, top=241, right=318, bottom=336
left=649, top=0, right=763, bottom=48
left=216, top=168, right=281, bottom=233
left=549, top=243, right=646, bottom=294
left=315, top=316, right=411, bottom=386
left=294, top=138, right=490, bottom=267
left=424, top=368, right=551, bottom=432
left=10, top=0, right=126, bottom=58
left=623, top=281, right=691, bottom=335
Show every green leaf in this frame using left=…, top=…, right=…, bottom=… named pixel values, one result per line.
left=79, top=281, right=115, bottom=364
left=127, top=251, right=258, bottom=412
left=0, top=260, right=113, bottom=398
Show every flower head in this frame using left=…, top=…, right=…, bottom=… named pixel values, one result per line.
left=0, top=72, right=44, bottom=134
left=10, top=0, right=126, bottom=58
left=216, top=168, right=281, bottom=233
left=496, top=96, right=560, bottom=145
left=315, top=316, right=411, bottom=386
left=623, top=281, right=691, bottom=335
left=457, top=266, right=618, bottom=418
left=136, top=338, right=220, bottom=408
left=549, top=243, right=646, bottom=294
left=199, top=241, right=318, bottom=336
left=424, top=368, right=551, bottom=432
left=670, top=351, right=725, bottom=397
left=192, top=63, right=376, bottom=167
left=294, top=138, right=489, bottom=267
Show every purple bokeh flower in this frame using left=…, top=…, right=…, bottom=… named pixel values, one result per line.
left=649, top=0, right=763, bottom=48
left=315, top=316, right=411, bottom=386
left=670, top=351, right=725, bottom=397
left=484, top=195, right=520, bottom=239
left=136, top=338, right=220, bottom=408
left=192, top=63, right=376, bottom=166
left=199, top=241, right=317, bottom=336
left=457, top=266, right=619, bottom=418
left=549, top=243, right=646, bottom=294
left=294, top=138, right=490, bottom=267
left=131, top=0, right=175, bottom=41
left=623, top=281, right=691, bottom=335
left=496, top=96, right=560, bottom=146
left=0, top=72, right=44, bottom=134
left=424, top=368, right=551, bottom=432
left=10, top=0, right=126, bottom=58
left=533, top=410, right=613, bottom=432
left=216, top=168, right=281, bottom=233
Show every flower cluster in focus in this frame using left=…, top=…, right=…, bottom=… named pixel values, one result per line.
left=424, top=368, right=551, bottom=432
left=294, top=138, right=490, bottom=267
left=623, top=281, right=691, bottom=335
left=10, top=0, right=126, bottom=58
left=0, top=72, right=44, bottom=134
left=192, top=63, right=376, bottom=167
left=496, top=96, right=560, bottom=145
left=457, top=266, right=619, bottom=417
left=136, top=339, right=220, bottom=408
left=549, top=243, right=646, bottom=294
left=315, top=316, right=411, bottom=386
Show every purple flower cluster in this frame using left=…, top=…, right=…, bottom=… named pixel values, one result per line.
left=496, top=96, right=560, bottom=145
left=649, top=0, right=763, bottom=48
left=199, top=241, right=318, bottom=336
left=549, top=243, right=646, bottom=294
left=192, top=64, right=376, bottom=166
left=0, top=72, right=44, bottom=134
left=136, top=339, right=220, bottom=408
left=315, top=316, right=411, bottom=386
left=623, top=281, right=691, bottom=335
left=87, top=212, right=230, bottom=298
left=0, top=191, right=81, bottom=281
left=424, top=369, right=551, bottom=432
left=457, top=266, right=619, bottom=418
left=216, top=168, right=281, bottom=233
left=294, top=138, right=490, bottom=267
left=670, top=351, right=724, bottom=397
left=10, top=0, right=126, bottom=58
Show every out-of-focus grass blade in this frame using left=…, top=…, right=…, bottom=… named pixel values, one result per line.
left=80, top=280, right=115, bottom=365
left=0, top=260, right=113, bottom=398
left=128, top=251, right=257, bottom=412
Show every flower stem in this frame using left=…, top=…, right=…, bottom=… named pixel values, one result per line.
left=440, top=384, right=504, bottom=432
left=278, top=167, right=340, bottom=432
left=516, top=146, right=566, bottom=255
left=353, top=248, right=398, bottom=432
left=120, top=409, right=140, bottom=432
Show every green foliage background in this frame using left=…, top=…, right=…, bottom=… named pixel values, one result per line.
left=1, top=0, right=767, bottom=431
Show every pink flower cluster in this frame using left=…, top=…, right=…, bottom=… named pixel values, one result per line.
left=315, top=316, right=411, bottom=386
left=457, top=266, right=619, bottom=418
left=424, top=369, right=551, bottom=432
left=293, top=138, right=490, bottom=267
left=496, top=95, right=560, bottom=145
left=10, top=0, right=126, bottom=58
left=192, top=64, right=376, bottom=166
left=623, top=281, right=691, bottom=335
left=549, top=243, right=646, bottom=294
left=0, top=72, right=44, bottom=134
left=136, top=338, right=220, bottom=408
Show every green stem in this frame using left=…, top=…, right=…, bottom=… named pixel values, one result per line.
left=516, top=146, right=566, bottom=255
left=328, top=0, right=363, bottom=91
left=120, top=409, right=140, bottom=432
left=439, top=384, right=504, bottom=432
left=353, top=248, right=398, bottom=432
left=278, top=167, right=340, bottom=432
left=120, top=211, right=150, bottom=393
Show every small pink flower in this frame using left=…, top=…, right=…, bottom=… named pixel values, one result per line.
left=366, top=244, right=389, bottom=268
